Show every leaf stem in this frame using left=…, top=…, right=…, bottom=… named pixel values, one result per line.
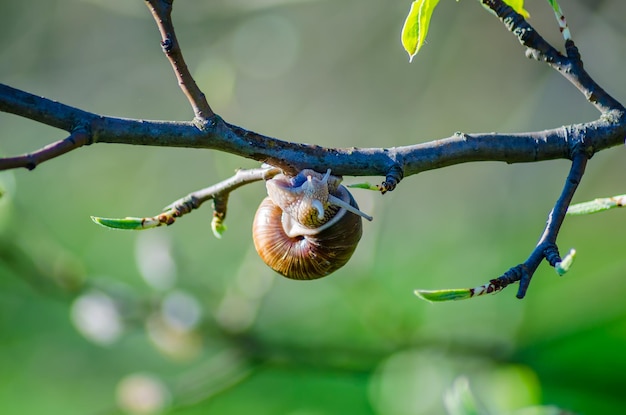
left=92, top=166, right=280, bottom=234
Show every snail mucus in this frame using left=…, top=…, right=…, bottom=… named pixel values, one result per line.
left=252, top=169, right=373, bottom=280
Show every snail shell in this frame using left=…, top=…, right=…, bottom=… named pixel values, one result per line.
left=252, top=169, right=372, bottom=280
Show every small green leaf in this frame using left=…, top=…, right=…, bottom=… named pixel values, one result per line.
left=347, top=182, right=380, bottom=191
left=545, top=0, right=571, bottom=41
left=401, top=0, right=440, bottom=62
left=567, top=194, right=626, bottom=215
left=415, top=288, right=472, bottom=302
left=503, top=0, right=530, bottom=18
left=555, top=249, right=576, bottom=276
left=211, top=216, right=227, bottom=239
left=545, top=0, right=560, bottom=14
left=91, top=216, right=160, bottom=230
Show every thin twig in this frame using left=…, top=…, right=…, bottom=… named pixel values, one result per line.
left=163, top=166, right=280, bottom=213
left=0, top=1, right=624, bottom=188
left=0, top=129, right=91, bottom=171
left=481, top=0, right=624, bottom=114
left=144, top=0, right=214, bottom=120
left=495, top=152, right=588, bottom=299
left=515, top=151, right=588, bottom=298
left=1, top=1, right=625, bottom=177
left=416, top=151, right=588, bottom=301
left=91, top=167, right=281, bottom=231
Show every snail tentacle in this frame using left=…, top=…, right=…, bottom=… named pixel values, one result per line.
left=327, top=194, right=373, bottom=221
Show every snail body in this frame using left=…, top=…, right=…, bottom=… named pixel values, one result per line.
left=252, top=169, right=372, bottom=280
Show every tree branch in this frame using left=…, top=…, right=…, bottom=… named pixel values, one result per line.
left=1, top=1, right=623, bottom=301
left=416, top=151, right=588, bottom=301
left=144, top=0, right=214, bottom=120
left=1, top=84, right=623, bottom=178
left=0, top=129, right=90, bottom=171
left=1, top=1, right=624, bottom=182
left=515, top=151, right=588, bottom=298
left=91, top=167, right=280, bottom=233
left=481, top=0, right=624, bottom=114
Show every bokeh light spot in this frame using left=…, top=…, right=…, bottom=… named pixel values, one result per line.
left=135, top=232, right=177, bottom=291
left=71, top=290, right=123, bottom=346
left=116, top=373, right=171, bottom=415
left=161, top=290, right=202, bottom=332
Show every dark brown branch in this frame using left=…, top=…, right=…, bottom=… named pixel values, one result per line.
left=1, top=84, right=624, bottom=178
left=0, top=129, right=91, bottom=171
left=0, top=1, right=621, bottom=302
left=163, top=166, right=280, bottom=218
left=144, top=0, right=214, bottom=120
left=0, top=0, right=624, bottom=184
left=481, top=0, right=625, bottom=114
left=92, top=167, right=281, bottom=230
left=0, top=85, right=97, bottom=132
left=487, top=151, right=588, bottom=299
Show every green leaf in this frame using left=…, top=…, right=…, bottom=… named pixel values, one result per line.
left=503, top=0, right=530, bottom=18
left=414, top=288, right=472, bottom=302
left=481, top=0, right=529, bottom=18
left=555, top=249, right=576, bottom=276
left=401, top=1, right=528, bottom=62
left=544, top=0, right=571, bottom=41
left=545, top=0, right=560, bottom=14
left=401, top=0, right=440, bottom=62
left=211, top=216, right=227, bottom=239
left=347, top=182, right=380, bottom=191
left=567, top=194, right=626, bottom=215
left=91, top=216, right=160, bottom=230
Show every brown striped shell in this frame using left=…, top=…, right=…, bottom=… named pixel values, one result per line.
left=252, top=169, right=370, bottom=280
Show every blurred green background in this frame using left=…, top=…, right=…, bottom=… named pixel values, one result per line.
left=1, top=0, right=626, bottom=414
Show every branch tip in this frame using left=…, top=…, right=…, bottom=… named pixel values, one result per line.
left=379, top=164, right=404, bottom=194
left=555, top=249, right=576, bottom=276
left=0, top=130, right=91, bottom=172
left=145, top=0, right=214, bottom=120
left=92, top=167, right=273, bottom=235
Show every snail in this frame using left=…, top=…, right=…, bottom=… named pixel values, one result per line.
left=252, top=169, right=373, bottom=280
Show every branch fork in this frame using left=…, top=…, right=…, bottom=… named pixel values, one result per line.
left=1, top=0, right=624, bottom=300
